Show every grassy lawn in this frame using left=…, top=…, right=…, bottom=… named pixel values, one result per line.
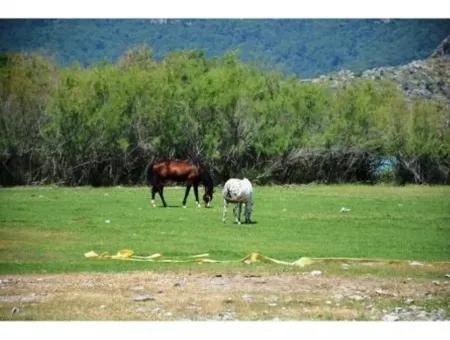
left=0, top=184, right=449, bottom=274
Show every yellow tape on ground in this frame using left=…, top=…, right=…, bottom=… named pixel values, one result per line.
left=84, top=250, right=313, bottom=266
left=84, top=250, right=450, bottom=267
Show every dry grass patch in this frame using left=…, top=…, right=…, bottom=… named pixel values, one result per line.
left=1, top=268, right=449, bottom=320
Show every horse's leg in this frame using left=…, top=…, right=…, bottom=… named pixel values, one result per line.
left=222, top=199, right=228, bottom=223
left=244, top=203, right=248, bottom=223
left=244, top=201, right=252, bottom=223
left=245, top=196, right=253, bottom=223
left=150, top=174, right=161, bottom=207
left=238, top=203, right=242, bottom=224
left=182, top=185, right=191, bottom=208
left=233, top=203, right=241, bottom=224
left=151, top=186, right=157, bottom=207
left=193, top=184, right=200, bottom=208
left=159, top=186, right=167, bottom=207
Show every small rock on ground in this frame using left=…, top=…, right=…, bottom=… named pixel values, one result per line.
left=349, top=295, right=365, bottom=301
left=382, top=307, right=447, bottom=321
left=242, top=294, right=253, bottom=302
left=132, top=295, right=155, bottom=302
left=217, top=312, right=235, bottom=321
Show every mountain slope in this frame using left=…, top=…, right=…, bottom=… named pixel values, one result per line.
left=0, top=19, right=449, bottom=78
left=309, top=35, right=450, bottom=103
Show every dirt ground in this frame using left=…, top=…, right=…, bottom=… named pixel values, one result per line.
left=1, top=267, right=449, bottom=321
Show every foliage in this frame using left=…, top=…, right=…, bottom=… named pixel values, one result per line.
left=0, top=53, right=58, bottom=184
left=0, top=49, right=449, bottom=185
left=0, top=19, right=449, bottom=78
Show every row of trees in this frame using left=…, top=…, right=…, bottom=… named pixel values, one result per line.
left=2, top=19, right=449, bottom=77
left=1, top=48, right=449, bottom=186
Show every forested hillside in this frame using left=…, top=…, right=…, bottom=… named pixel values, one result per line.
left=1, top=19, right=449, bottom=77
left=1, top=47, right=449, bottom=186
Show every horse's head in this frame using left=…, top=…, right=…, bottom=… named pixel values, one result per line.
left=199, top=165, right=214, bottom=208
left=203, top=187, right=214, bottom=208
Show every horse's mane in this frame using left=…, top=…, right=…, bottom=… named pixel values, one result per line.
left=200, top=166, right=214, bottom=189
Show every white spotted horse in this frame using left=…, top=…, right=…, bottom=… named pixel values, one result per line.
left=222, top=178, right=253, bottom=224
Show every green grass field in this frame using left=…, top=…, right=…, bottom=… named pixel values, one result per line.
left=0, top=185, right=449, bottom=274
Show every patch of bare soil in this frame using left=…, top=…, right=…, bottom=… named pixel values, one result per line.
left=1, top=271, right=449, bottom=320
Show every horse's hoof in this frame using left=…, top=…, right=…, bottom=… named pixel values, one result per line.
left=152, top=204, right=156, bottom=208
left=183, top=206, right=187, bottom=209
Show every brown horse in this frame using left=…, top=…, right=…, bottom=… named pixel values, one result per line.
left=148, top=160, right=214, bottom=208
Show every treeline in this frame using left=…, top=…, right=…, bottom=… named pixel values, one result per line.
left=1, top=19, right=449, bottom=77
left=1, top=48, right=449, bottom=186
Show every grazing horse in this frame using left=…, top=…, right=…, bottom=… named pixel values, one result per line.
left=222, top=178, right=253, bottom=224
left=148, top=160, right=214, bottom=208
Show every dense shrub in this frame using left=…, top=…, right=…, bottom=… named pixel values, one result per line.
left=1, top=49, right=449, bottom=186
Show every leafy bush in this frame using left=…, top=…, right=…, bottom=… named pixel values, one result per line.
left=0, top=49, right=449, bottom=186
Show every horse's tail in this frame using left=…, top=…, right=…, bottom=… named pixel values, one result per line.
left=145, top=161, right=153, bottom=185
left=144, top=157, right=157, bottom=185
left=225, top=187, right=232, bottom=200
